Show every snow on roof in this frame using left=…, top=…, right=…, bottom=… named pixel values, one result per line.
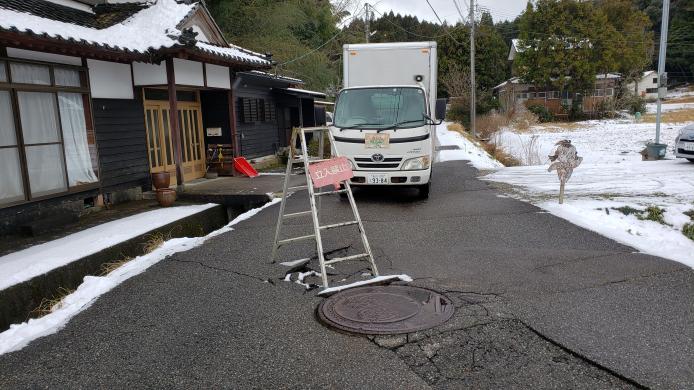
left=596, top=73, right=622, bottom=79
left=643, top=70, right=656, bottom=77
left=248, top=70, right=304, bottom=83
left=0, top=0, right=271, bottom=65
left=494, top=77, right=522, bottom=90
left=284, top=87, right=326, bottom=97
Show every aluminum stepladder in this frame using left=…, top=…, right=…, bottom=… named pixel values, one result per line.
left=270, top=126, right=379, bottom=288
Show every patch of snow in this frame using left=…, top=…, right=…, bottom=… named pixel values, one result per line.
left=279, top=259, right=310, bottom=267
left=484, top=118, right=694, bottom=268
left=646, top=102, right=694, bottom=113
left=0, top=198, right=280, bottom=355
left=435, top=122, right=504, bottom=170
left=317, top=274, right=413, bottom=296
left=0, top=204, right=218, bottom=292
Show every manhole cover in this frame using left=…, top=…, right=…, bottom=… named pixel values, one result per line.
left=317, top=285, right=454, bottom=335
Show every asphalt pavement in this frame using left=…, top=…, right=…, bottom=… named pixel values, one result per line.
left=0, top=160, right=691, bottom=389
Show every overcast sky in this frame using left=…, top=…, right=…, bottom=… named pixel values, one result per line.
left=354, top=0, right=528, bottom=24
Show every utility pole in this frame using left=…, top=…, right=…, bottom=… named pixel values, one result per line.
left=365, top=3, right=370, bottom=43
left=469, top=0, right=476, bottom=138
left=654, top=0, right=670, bottom=146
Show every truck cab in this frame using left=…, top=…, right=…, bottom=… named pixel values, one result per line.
left=330, top=42, right=444, bottom=198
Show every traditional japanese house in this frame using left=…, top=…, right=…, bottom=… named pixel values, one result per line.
left=0, top=0, right=278, bottom=234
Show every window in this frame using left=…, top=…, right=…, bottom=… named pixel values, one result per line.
left=537, top=92, right=546, bottom=98
left=528, top=92, right=536, bottom=99
left=516, top=92, right=528, bottom=100
left=653, top=78, right=658, bottom=84
left=646, top=87, right=658, bottom=93
left=594, top=89, right=604, bottom=97
left=606, top=88, right=614, bottom=97
left=0, top=58, right=98, bottom=207
left=548, top=91, right=560, bottom=99
left=240, top=97, right=276, bottom=123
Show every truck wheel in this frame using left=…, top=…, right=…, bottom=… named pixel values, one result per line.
left=417, top=183, right=430, bottom=199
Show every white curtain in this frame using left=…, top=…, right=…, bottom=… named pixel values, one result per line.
left=17, top=92, right=60, bottom=144
left=17, top=91, right=67, bottom=196
left=0, top=91, right=16, bottom=146
left=0, top=91, right=24, bottom=204
left=54, top=68, right=81, bottom=87
left=25, top=144, right=67, bottom=197
left=58, top=93, right=98, bottom=186
left=10, top=63, right=50, bottom=85
left=0, top=148, right=24, bottom=205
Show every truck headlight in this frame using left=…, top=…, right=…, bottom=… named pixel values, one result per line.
left=401, top=156, right=430, bottom=170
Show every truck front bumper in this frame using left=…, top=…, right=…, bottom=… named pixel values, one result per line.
left=348, top=169, right=431, bottom=186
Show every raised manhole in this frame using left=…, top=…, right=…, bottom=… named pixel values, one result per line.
left=317, top=285, right=454, bottom=335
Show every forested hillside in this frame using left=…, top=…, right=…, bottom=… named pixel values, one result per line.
left=205, top=0, right=690, bottom=107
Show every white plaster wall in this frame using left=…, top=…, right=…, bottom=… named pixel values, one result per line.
left=6, top=48, right=82, bottom=66
left=133, top=62, right=167, bottom=86
left=205, top=63, right=230, bottom=89
left=173, top=58, right=204, bottom=87
left=87, top=59, right=133, bottom=99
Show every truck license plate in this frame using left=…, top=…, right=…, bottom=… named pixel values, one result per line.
left=683, top=142, right=694, bottom=151
left=367, top=174, right=389, bottom=184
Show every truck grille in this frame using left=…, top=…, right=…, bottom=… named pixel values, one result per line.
left=354, top=157, right=402, bottom=169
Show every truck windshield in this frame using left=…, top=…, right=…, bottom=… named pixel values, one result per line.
left=334, top=87, right=426, bottom=130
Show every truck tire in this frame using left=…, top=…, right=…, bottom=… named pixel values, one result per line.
left=417, top=182, right=430, bottom=199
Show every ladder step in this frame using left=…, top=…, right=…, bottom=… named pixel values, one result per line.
left=320, top=221, right=358, bottom=230
left=278, top=234, right=315, bottom=245
left=291, top=158, right=330, bottom=164
left=324, top=253, right=370, bottom=265
left=314, top=189, right=348, bottom=197
left=283, top=210, right=312, bottom=219
left=288, top=185, right=308, bottom=191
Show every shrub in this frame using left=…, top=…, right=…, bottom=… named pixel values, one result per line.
left=476, top=111, right=510, bottom=139
left=617, top=93, right=647, bottom=115
left=683, top=223, right=694, bottom=241
left=527, top=105, right=554, bottom=122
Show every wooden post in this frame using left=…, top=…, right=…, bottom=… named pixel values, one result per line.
left=228, top=75, right=239, bottom=157
left=559, top=181, right=565, bottom=204
left=166, top=58, right=184, bottom=188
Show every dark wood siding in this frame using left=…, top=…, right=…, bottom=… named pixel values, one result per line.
left=234, top=85, right=279, bottom=159
left=93, top=97, right=150, bottom=191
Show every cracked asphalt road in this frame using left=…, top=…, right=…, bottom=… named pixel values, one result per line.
left=1, top=160, right=692, bottom=389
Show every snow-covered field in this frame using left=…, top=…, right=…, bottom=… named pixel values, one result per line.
left=435, top=106, right=694, bottom=269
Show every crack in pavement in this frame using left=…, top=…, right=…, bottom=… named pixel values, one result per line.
left=168, top=258, right=273, bottom=284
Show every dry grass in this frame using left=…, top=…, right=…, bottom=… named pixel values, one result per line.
left=642, top=108, right=694, bottom=123
left=481, top=142, right=521, bottom=167
left=476, top=112, right=511, bottom=139
left=142, top=231, right=169, bottom=254
left=667, top=96, right=694, bottom=104
left=99, top=255, right=134, bottom=276
left=31, top=287, right=74, bottom=318
left=447, top=122, right=466, bottom=134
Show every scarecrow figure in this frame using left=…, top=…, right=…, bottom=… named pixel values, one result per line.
left=548, top=140, right=582, bottom=204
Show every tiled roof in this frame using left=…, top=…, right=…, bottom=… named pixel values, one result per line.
left=0, top=0, right=271, bottom=67
left=0, top=0, right=145, bottom=29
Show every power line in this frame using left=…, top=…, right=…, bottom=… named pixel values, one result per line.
left=276, top=7, right=366, bottom=67
left=425, top=0, right=462, bottom=44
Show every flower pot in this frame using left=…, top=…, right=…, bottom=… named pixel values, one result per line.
left=155, top=188, right=176, bottom=207
left=151, top=172, right=171, bottom=190
left=645, top=142, right=667, bottom=160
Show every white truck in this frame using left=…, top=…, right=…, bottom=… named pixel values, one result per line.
left=330, top=42, right=446, bottom=199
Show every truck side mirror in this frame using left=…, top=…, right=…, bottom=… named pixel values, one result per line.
left=435, top=98, right=447, bottom=121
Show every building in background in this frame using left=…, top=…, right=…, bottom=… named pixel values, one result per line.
left=626, top=70, right=658, bottom=100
